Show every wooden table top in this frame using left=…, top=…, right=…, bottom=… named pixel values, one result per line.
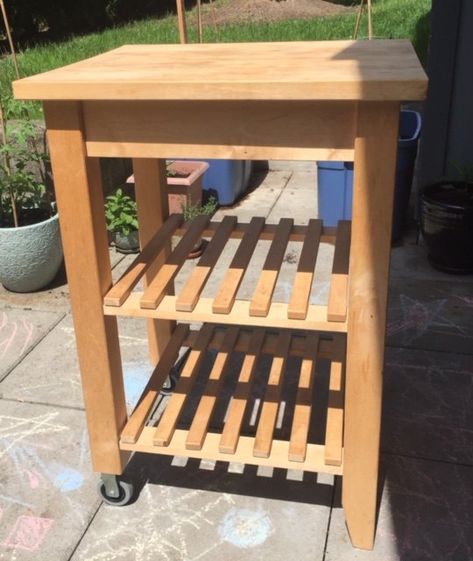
left=13, top=40, right=427, bottom=102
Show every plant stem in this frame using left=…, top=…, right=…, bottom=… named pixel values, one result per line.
left=0, top=98, right=19, bottom=227
left=0, top=0, right=21, bottom=80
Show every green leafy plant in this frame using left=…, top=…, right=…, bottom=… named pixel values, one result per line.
left=0, top=99, right=52, bottom=228
left=104, top=188, right=138, bottom=236
left=181, top=196, right=218, bottom=221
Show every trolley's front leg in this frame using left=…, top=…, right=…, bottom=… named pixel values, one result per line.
left=44, top=101, right=129, bottom=475
left=343, top=102, right=400, bottom=549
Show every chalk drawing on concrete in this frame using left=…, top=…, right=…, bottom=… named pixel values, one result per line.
left=218, top=507, right=273, bottom=549
left=0, top=312, right=35, bottom=361
left=3, top=515, right=53, bottom=551
left=387, top=294, right=471, bottom=342
left=75, top=485, right=236, bottom=561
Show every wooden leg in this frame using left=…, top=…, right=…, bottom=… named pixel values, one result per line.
left=133, top=158, right=174, bottom=364
left=342, top=101, right=400, bottom=549
left=44, top=101, right=129, bottom=475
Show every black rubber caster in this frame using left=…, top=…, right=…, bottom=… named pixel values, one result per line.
left=98, top=476, right=134, bottom=506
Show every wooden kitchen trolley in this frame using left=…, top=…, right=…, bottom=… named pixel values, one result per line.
left=14, top=40, right=427, bottom=549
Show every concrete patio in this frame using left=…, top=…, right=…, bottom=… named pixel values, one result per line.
left=0, top=164, right=472, bottom=561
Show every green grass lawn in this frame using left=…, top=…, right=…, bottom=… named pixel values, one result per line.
left=0, top=0, right=431, bottom=117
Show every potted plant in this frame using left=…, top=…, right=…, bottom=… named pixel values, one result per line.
left=420, top=179, right=473, bottom=273
left=181, top=195, right=218, bottom=259
left=104, top=187, right=139, bottom=254
left=0, top=102, right=63, bottom=292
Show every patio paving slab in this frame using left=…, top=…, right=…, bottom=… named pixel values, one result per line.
left=0, top=400, right=99, bottom=561
left=71, top=453, right=334, bottom=561
left=382, top=346, right=473, bottom=465
left=325, top=454, right=473, bottom=561
left=0, top=309, right=64, bottom=383
left=0, top=315, right=152, bottom=412
left=214, top=171, right=291, bottom=223
left=0, top=251, right=125, bottom=313
left=386, top=277, right=473, bottom=355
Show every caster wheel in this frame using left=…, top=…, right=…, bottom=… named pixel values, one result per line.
left=97, top=479, right=134, bottom=506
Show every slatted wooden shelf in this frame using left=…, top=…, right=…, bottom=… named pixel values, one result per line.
left=120, top=324, right=346, bottom=475
left=103, top=215, right=351, bottom=332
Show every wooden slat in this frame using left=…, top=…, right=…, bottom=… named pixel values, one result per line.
left=220, top=329, right=266, bottom=454
left=177, top=222, right=337, bottom=244
left=185, top=329, right=339, bottom=362
left=213, top=217, right=265, bottom=314
left=186, top=327, right=240, bottom=450
left=250, top=218, right=294, bottom=317
left=104, top=214, right=183, bottom=306
left=121, top=427, right=343, bottom=475
left=153, top=324, right=214, bottom=446
left=176, top=216, right=237, bottom=312
left=327, top=220, right=351, bottom=322
left=104, top=294, right=348, bottom=333
left=288, top=333, right=320, bottom=462
left=253, top=331, right=292, bottom=458
left=288, top=219, right=323, bottom=319
left=141, top=214, right=210, bottom=309
left=121, top=324, right=190, bottom=444
left=325, top=356, right=345, bottom=467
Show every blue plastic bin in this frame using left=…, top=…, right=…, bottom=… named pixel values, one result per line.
left=317, top=110, right=422, bottom=240
left=201, top=159, right=253, bottom=206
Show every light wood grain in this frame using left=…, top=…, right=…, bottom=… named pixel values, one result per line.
left=327, top=220, right=351, bottom=322
left=342, top=102, right=400, bottom=550
left=83, top=100, right=356, bottom=161
left=104, top=214, right=182, bottom=307
left=121, top=427, right=343, bottom=475
left=104, top=293, right=348, bottom=333
left=253, top=331, right=292, bottom=458
left=44, top=101, right=128, bottom=475
left=220, top=329, right=266, bottom=454
left=324, top=355, right=344, bottom=467
left=153, top=324, right=214, bottom=446
left=140, top=215, right=210, bottom=309
left=176, top=216, right=237, bottom=311
left=175, top=0, right=187, bottom=43
left=186, top=327, right=240, bottom=450
left=121, top=324, right=189, bottom=444
left=184, top=329, right=341, bottom=362
left=213, top=217, right=265, bottom=314
left=288, top=333, right=319, bottom=462
left=288, top=219, right=323, bottom=319
left=14, top=41, right=427, bottom=101
left=132, top=158, right=175, bottom=364
left=250, top=218, right=293, bottom=317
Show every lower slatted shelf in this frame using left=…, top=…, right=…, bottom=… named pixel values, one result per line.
left=120, top=323, right=346, bottom=475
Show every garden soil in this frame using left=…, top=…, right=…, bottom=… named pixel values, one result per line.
left=190, top=0, right=353, bottom=26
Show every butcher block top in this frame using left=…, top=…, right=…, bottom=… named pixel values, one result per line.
left=13, top=40, right=427, bottom=102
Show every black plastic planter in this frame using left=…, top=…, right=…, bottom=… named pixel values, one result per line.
left=420, top=182, right=473, bottom=273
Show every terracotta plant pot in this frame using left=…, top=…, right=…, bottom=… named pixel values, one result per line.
left=126, top=160, right=209, bottom=214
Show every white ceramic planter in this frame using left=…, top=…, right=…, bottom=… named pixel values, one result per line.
left=0, top=213, right=63, bottom=292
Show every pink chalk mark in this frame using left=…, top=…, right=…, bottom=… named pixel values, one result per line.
left=0, top=321, right=18, bottom=359
left=4, top=515, right=53, bottom=551
left=26, top=469, right=42, bottom=489
left=19, top=319, right=34, bottom=356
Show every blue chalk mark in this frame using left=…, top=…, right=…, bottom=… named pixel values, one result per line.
left=53, top=467, right=84, bottom=492
left=123, top=362, right=150, bottom=410
left=218, top=508, right=273, bottom=549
